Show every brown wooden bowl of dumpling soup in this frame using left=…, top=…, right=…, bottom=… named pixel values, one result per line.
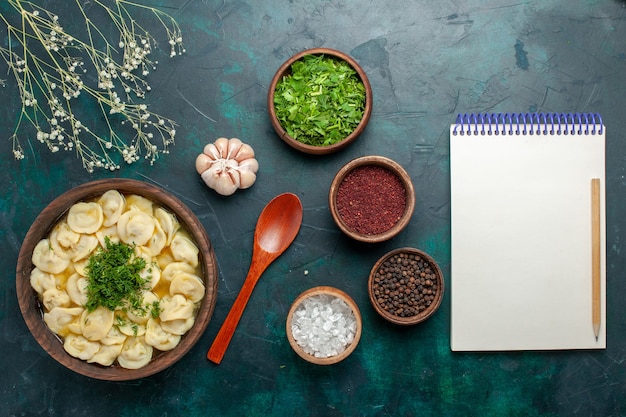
left=16, top=179, right=218, bottom=381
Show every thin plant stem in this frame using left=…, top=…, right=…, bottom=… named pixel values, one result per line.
left=0, top=0, right=184, bottom=172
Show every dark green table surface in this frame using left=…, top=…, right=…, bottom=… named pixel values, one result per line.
left=2, top=1, right=625, bottom=416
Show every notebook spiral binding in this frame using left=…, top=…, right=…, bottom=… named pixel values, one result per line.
left=452, top=112, right=604, bottom=136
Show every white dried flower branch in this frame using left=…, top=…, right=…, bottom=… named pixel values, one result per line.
left=0, top=0, right=185, bottom=172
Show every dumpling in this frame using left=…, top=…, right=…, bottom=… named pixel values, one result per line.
left=88, top=343, right=124, bottom=366
left=160, top=316, right=195, bottom=336
left=118, top=323, right=146, bottom=337
left=132, top=247, right=160, bottom=290
left=117, top=337, right=153, bottom=369
left=80, top=306, right=115, bottom=341
left=169, top=272, right=205, bottom=303
left=145, top=220, right=167, bottom=257
left=145, top=318, right=181, bottom=351
left=100, top=324, right=127, bottom=346
left=30, top=268, right=57, bottom=295
left=95, top=225, right=119, bottom=247
left=32, top=239, right=70, bottom=274
left=117, top=208, right=155, bottom=246
left=159, top=294, right=194, bottom=321
left=134, top=245, right=152, bottom=264
left=49, top=221, right=98, bottom=262
left=66, top=272, right=89, bottom=306
left=72, top=258, right=89, bottom=276
left=70, top=234, right=99, bottom=262
left=154, top=207, right=180, bottom=246
left=117, top=313, right=146, bottom=337
left=142, top=263, right=161, bottom=290
left=43, top=306, right=84, bottom=335
left=161, top=261, right=196, bottom=283
left=98, top=190, right=125, bottom=227
left=125, top=194, right=154, bottom=215
left=49, top=221, right=81, bottom=259
left=156, top=251, right=175, bottom=271
left=170, top=233, right=199, bottom=268
left=67, top=202, right=103, bottom=234
left=126, top=291, right=159, bottom=324
left=63, top=333, right=100, bottom=360
left=42, top=288, right=71, bottom=310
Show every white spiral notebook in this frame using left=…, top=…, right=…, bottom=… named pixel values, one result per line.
left=449, top=113, right=606, bottom=351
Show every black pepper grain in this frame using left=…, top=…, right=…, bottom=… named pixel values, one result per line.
left=371, top=252, right=440, bottom=318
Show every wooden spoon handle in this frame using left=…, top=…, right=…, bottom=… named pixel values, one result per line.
left=207, top=264, right=264, bottom=364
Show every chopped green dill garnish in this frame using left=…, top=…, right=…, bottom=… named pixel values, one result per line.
left=273, top=54, right=366, bottom=146
left=84, top=237, right=149, bottom=312
left=150, top=301, right=161, bottom=318
left=115, top=314, right=126, bottom=327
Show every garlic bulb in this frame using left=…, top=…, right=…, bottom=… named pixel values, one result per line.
left=195, top=138, right=259, bottom=196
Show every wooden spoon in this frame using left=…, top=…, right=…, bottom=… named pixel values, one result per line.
left=207, top=193, right=303, bottom=364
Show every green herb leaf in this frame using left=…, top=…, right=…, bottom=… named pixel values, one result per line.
left=84, top=237, right=149, bottom=312
left=273, top=54, right=366, bottom=146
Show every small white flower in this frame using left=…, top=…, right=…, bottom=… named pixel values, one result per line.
left=8, top=1, right=184, bottom=172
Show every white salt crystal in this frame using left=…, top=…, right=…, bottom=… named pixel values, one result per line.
left=291, top=294, right=357, bottom=358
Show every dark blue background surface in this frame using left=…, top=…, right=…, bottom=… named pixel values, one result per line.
left=1, top=1, right=625, bottom=415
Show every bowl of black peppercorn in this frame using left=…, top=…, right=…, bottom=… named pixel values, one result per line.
left=368, top=247, right=444, bottom=325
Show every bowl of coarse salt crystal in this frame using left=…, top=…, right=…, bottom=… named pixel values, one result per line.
left=286, top=286, right=362, bottom=365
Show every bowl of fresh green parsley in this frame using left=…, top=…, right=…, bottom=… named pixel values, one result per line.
left=268, top=48, right=372, bottom=155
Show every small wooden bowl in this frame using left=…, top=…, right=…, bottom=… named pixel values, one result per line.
left=329, top=155, right=415, bottom=243
left=15, top=179, right=218, bottom=381
left=267, top=47, right=372, bottom=155
left=368, top=248, right=444, bottom=325
left=286, top=286, right=362, bottom=365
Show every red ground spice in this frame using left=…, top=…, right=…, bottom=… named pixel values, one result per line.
left=336, top=165, right=407, bottom=235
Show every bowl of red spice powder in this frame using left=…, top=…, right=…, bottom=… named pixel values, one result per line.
left=368, top=247, right=444, bottom=325
left=328, top=155, right=415, bottom=243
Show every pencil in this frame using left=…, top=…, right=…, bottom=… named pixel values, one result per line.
left=591, top=178, right=601, bottom=341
